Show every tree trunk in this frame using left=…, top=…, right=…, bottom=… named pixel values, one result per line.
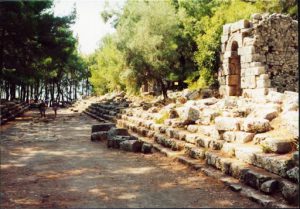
left=10, top=82, right=16, bottom=100
left=158, top=79, right=168, bottom=100
left=5, top=81, right=9, bottom=100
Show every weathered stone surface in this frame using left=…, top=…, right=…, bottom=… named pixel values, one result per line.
left=260, top=180, right=279, bottom=194
left=286, top=167, right=299, bottom=183
left=281, top=110, right=299, bottom=138
left=261, top=138, right=293, bottom=154
left=187, top=90, right=200, bottom=100
left=241, top=169, right=272, bottom=189
left=241, top=118, right=271, bottom=133
left=107, top=135, right=136, bottom=149
left=92, top=123, right=115, bottom=133
left=198, top=125, right=220, bottom=140
left=221, top=142, right=236, bottom=156
left=185, top=134, right=200, bottom=144
left=292, top=152, right=299, bottom=166
left=141, top=143, right=153, bottom=154
left=186, top=125, right=199, bottom=133
left=280, top=180, right=299, bottom=204
left=215, top=117, right=240, bottom=131
left=247, top=109, right=278, bottom=121
left=235, top=145, right=263, bottom=164
left=108, top=128, right=129, bottom=138
left=223, top=131, right=255, bottom=143
left=267, top=91, right=284, bottom=104
left=91, top=131, right=108, bottom=141
left=177, top=96, right=187, bottom=104
left=120, top=140, right=143, bottom=152
left=176, top=106, right=200, bottom=123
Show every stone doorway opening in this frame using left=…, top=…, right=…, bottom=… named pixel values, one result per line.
left=228, top=41, right=241, bottom=96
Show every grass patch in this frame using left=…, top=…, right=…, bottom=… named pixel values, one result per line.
left=155, top=112, right=170, bottom=124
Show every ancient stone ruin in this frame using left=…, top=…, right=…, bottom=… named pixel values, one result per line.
left=219, top=13, right=298, bottom=97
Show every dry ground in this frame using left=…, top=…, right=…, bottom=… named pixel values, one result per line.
left=0, top=108, right=261, bottom=208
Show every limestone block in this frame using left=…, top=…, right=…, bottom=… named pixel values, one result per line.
left=242, top=88, right=268, bottom=98
left=240, top=46, right=255, bottom=55
left=176, top=106, right=200, bottom=123
left=260, top=180, right=279, bottom=194
left=266, top=91, right=284, bottom=104
left=256, top=78, right=271, bottom=88
left=223, top=23, right=231, bottom=35
left=198, top=125, right=220, bottom=140
left=222, top=142, right=236, bottom=156
left=286, top=167, right=299, bottom=183
left=281, top=110, right=299, bottom=138
left=91, top=131, right=108, bottom=141
left=226, top=75, right=240, bottom=85
left=141, top=143, right=153, bottom=154
left=241, top=117, right=271, bottom=133
left=185, top=134, right=200, bottom=144
left=280, top=180, right=299, bottom=204
left=187, top=125, right=199, bottom=133
left=247, top=108, right=278, bottom=121
left=231, top=19, right=250, bottom=32
left=221, top=35, right=229, bottom=43
left=215, top=117, right=240, bottom=131
left=242, top=66, right=265, bottom=76
left=92, top=123, right=115, bottom=133
left=241, top=76, right=256, bottom=89
left=120, top=140, right=143, bottom=152
left=223, top=131, right=255, bottom=143
left=261, top=138, right=293, bottom=154
left=235, top=145, right=263, bottom=164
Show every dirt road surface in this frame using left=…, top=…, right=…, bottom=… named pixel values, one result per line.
left=0, top=109, right=261, bottom=208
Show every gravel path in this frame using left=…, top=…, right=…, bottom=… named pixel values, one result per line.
left=0, top=109, right=261, bottom=208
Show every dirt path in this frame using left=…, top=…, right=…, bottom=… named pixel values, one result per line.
left=0, top=109, right=261, bottom=208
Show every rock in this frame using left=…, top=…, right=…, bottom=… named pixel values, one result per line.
left=198, top=125, right=221, bottom=140
left=247, top=109, right=278, bottom=121
left=241, top=169, right=272, bottom=189
left=281, top=110, right=299, bottom=138
left=261, top=138, right=293, bottom=154
left=169, top=109, right=179, bottom=118
left=91, top=131, right=108, bottom=141
left=215, top=117, right=240, bottom=131
left=266, top=91, right=284, bottom=104
left=280, top=180, right=299, bottom=204
left=201, top=97, right=218, bottom=106
left=260, top=180, right=279, bottom=194
left=120, top=140, right=143, bottom=152
left=176, top=106, right=200, bottom=123
left=235, top=145, right=263, bottom=164
left=141, top=143, right=152, bottom=154
left=92, top=123, right=115, bottom=133
left=177, top=96, right=187, bottom=104
left=241, top=118, right=271, bottom=133
left=107, top=128, right=129, bottom=140
left=107, top=135, right=134, bottom=149
left=223, top=131, right=255, bottom=143
left=148, top=107, right=159, bottom=113
left=251, top=13, right=262, bottom=20
left=286, top=167, right=299, bottom=183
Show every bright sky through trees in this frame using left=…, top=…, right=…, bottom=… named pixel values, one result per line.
left=53, top=0, right=124, bottom=55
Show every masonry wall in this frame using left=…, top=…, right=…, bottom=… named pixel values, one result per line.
left=219, top=13, right=298, bottom=97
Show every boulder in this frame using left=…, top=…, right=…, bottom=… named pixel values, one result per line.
left=247, top=109, right=278, bottom=121
left=176, top=106, right=200, bottom=123
left=120, top=140, right=143, bottom=152
left=92, top=123, right=115, bottom=133
left=241, top=118, right=271, bottom=133
left=91, top=131, right=108, bottom=141
left=241, top=169, right=272, bottom=189
left=215, top=117, right=240, bottom=131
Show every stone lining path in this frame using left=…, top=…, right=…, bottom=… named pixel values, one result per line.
left=0, top=109, right=261, bottom=208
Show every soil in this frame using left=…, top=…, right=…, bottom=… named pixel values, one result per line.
left=0, top=108, right=262, bottom=208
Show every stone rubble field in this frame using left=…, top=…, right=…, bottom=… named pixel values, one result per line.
left=84, top=88, right=299, bottom=207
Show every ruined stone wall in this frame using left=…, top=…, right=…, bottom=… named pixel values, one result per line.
left=219, top=13, right=298, bottom=97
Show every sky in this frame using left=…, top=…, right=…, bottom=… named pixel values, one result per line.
left=53, top=0, right=124, bottom=55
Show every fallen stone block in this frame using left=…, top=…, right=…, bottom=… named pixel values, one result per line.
left=241, top=118, right=271, bottom=133
left=141, top=143, right=153, bottom=154
left=92, top=123, right=115, bottom=133
left=260, top=180, right=279, bottom=194
left=223, top=131, right=255, bottom=143
left=247, top=109, right=278, bottom=121
left=107, top=135, right=137, bottom=149
left=176, top=106, right=200, bottom=124
left=280, top=180, right=299, bottom=204
left=215, top=117, right=240, bottom=131
left=261, top=138, right=293, bottom=154
left=120, top=140, right=143, bottom=152
left=107, top=128, right=129, bottom=140
left=91, top=131, right=108, bottom=141
left=286, top=167, right=299, bottom=183
left=241, top=169, right=272, bottom=190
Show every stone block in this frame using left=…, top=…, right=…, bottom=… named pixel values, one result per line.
left=231, top=19, right=250, bottom=32
left=187, top=147, right=206, bottom=159
left=261, top=138, right=293, bottom=154
left=141, top=143, right=153, bottom=154
left=280, top=180, right=299, bottom=204
left=91, top=131, right=108, bottom=141
left=260, top=180, right=279, bottom=194
left=198, top=125, right=220, bottom=140
left=241, top=118, right=271, bottom=133
left=241, top=169, right=272, bottom=189
left=92, top=123, right=115, bottom=133
left=235, top=145, right=263, bottom=164
left=221, top=35, right=229, bottom=43
left=176, top=106, right=200, bottom=123
left=221, top=142, right=236, bottom=156
left=256, top=78, right=271, bottom=88
left=223, top=131, right=255, bottom=143
left=267, top=91, right=284, bottom=104
left=108, top=128, right=129, bottom=139
left=286, top=167, right=299, bottom=183
left=185, top=133, right=200, bottom=144
left=281, top=111, right=299, bottom=138
left=223, top=23, right=231, bottom=35
left=242, top=66, right=265, bottom=76
left=247, top=108, right=278, bottom=121
left=186, top=125, right=199, bottom=133
left=215, top=117, right=240, bottom=131
left=241, top=76, right=256, bottom=89
left=120, top=140, right=143, bottom=152
left=242, top=88, right=268, bottom=98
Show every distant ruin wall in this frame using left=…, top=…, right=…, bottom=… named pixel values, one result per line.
left=219, top=13, right=298, bottom=97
